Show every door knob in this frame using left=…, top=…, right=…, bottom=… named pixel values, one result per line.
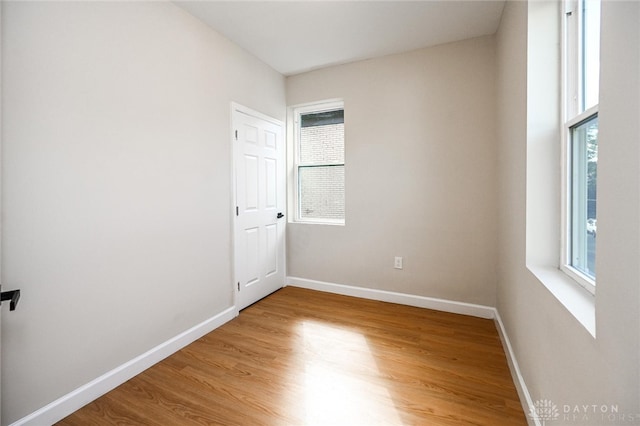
left=1, top=287, right=21, bottom=311
left=277, top=212, right=284, bottom=219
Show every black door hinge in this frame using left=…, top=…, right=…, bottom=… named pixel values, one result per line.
left=237, top=282, right=240, bottom=291
left=236, top=206, right=239, bottom=216
left=235, top=130, right=238, bottom=140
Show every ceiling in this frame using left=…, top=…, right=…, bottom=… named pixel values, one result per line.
left=174, top=1, right=506, bottom=76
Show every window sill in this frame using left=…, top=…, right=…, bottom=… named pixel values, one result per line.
left=289, top=220, right=345, bottom=227
left=527, top=264, right=596, bottom=338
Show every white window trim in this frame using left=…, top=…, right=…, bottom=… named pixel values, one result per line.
left=560, top=0, right=598, bottom=295
left=287, top=99, right=345, bottom=226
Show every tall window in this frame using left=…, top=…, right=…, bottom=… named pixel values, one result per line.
left=563, top=0, right=600, bottom=291
left=292, top=100, right=345, bottom=225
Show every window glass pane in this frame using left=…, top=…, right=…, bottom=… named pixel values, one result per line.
left=299, top=165, right=345, bottom=220
left=300, top=113, right=344, bottom=165
left=571, top=115, right=598, bottom=278
left=582, top=0, right=600, bottom=111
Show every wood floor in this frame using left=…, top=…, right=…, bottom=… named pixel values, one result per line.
left=58, top=287, right=527, bottom=425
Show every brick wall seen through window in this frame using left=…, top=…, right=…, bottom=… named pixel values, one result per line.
left=296, top=106, right=345, bottom=223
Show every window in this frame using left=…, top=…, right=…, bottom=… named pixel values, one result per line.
left=291, top=100, right=345, bottom=224
left=562, top=0, right=600, bottom=291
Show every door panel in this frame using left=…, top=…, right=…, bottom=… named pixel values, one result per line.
left=233, top=105, right=285, bottom=310
left=265, top=130, right=276, bottom=149
left=265, top=158, right=277, bottom=209
left=265, top=224, right=278, bottom=276
left=244, top=155, right=259, bottom=211
left=245, top=227, right=260, bottom=285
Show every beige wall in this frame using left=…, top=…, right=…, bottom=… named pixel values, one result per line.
left=4, top=0, right=639, bottom=423
left=1, top=2, right=285, bottom=423
left=286, top=36, right=498, bottom=306
left=496, top=0, right=640, bottom=420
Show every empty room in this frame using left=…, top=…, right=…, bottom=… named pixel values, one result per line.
left=1, top=0, right=639, bottom=425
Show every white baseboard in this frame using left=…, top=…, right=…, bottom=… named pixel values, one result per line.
left=287, top=276, right=537, bottom=425
left=287, top=276, right=496, bottom=319
left=15, top=279, right=535, bottom=426
left=493, top=310, right=539, bottom=426
left=11, top=307, right=237, bottom=426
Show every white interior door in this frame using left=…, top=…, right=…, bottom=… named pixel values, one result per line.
left=233, top=104, right=285, bottom=310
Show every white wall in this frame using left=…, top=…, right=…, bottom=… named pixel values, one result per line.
left=496, top=0, right=640, bottom=421
left=286, top=36, right=498, bottom=306
left=0, top=2, right=285, bottom=423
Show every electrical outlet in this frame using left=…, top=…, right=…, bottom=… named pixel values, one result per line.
left=394, top=256, right=403, bottom=269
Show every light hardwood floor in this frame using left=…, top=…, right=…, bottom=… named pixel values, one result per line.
left=58, top=287, right=527, bottom=425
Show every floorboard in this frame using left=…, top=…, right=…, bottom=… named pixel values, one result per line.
left=57, top=287, right=527, bottom=425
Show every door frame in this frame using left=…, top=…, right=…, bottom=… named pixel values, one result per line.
left=230, top=102, right=286, bottom=315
